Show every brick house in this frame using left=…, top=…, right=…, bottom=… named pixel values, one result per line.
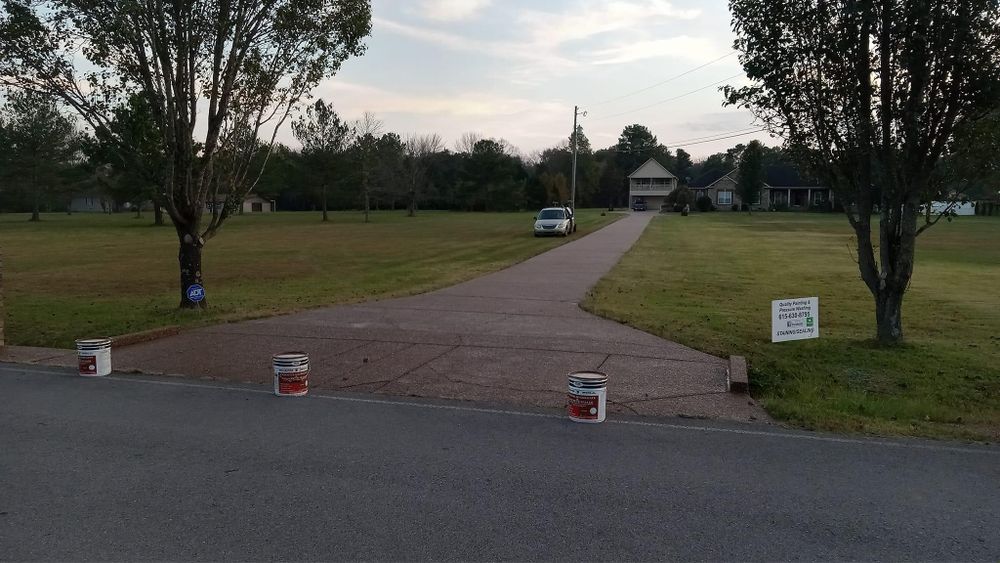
left=688, top=164, right=833, bottom=210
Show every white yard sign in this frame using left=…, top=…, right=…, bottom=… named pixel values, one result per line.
left=771, top=297, right=819, bottom=342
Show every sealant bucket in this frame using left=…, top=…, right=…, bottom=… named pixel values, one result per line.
left=273, top=352, right=309, bottom=397
left=76, top=338, right=112, bottom=377
left=567, top=371, right=608, bottom=423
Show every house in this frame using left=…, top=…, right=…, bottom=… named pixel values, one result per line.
left=69, top=192, right=113, bottom=213
left=688, top=164, right=832, bottom=210
left=205, top=192, right=276, bottom=214
left=628, top=158, right=678, bottom=211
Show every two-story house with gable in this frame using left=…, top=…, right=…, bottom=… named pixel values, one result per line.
left=628, top=158, right=678, bottom=211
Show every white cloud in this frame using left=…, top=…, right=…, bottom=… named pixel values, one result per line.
left=311, top=80, right=562, bottom=118
left=519, top=0, right=702, bottom=49
left=588, top=36, right=729, bottom=65
left=417, top=0, right=492, bottom=22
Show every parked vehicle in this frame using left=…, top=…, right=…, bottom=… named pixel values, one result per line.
left=632, top=200, right=647, bottom=211
left=534, top=207, right=573, bottom=237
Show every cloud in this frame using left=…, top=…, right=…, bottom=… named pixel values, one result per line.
left=518, top=1, right=702, bottom=49
left=588, top=36, right=729, bottom=65
left=417, top=0, right=492, bottom=22
left=311, top=80, right=563, bottom=118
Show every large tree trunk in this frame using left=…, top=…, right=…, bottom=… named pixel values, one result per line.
left=154, top=204, right=164, bottom=226
left=322, top=184, right=329, bottom=222
left=177, top=229, right=207, bottom=310
left=875, top=287, right=904, bottom=343
left=408, top=188, right=417, bottom=217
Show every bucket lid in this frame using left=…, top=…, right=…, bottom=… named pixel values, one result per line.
left=273, top=352, right=309, bottom=363
left=568, top=370, right=608, bottom=384
left=76, top=338, right=112, bottom=347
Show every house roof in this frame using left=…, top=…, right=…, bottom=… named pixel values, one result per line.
left=689, top=163, right=825, bottom=189
left=764, top=164, right=821, bottom=187
left=628, top=158, right=677, bottom=179
left=688, top=169, right=734, bottom=189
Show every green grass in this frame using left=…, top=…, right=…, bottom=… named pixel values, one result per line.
left=1, top=209, right=618, bottom=348
left=583, top=213, right=1000, bottom=441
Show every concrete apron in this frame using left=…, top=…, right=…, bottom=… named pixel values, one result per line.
left=21, top=213, right=767, bottom=421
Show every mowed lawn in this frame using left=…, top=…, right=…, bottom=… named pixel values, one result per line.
left=584, top=213, right=1000, bottom=440
left=1, top=209, right=618, bottom=348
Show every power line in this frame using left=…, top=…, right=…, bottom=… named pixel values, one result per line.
left=587, top=51, right=737, bottom=108
left=589, top=74, right=745, bottom=122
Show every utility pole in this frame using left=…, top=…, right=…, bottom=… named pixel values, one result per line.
left=570, top=105, right=586, bottom=210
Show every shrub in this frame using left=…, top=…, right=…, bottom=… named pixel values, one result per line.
left=771, top=202, right=790, bottom=212
left=731, top=204, right=740, bottom=212
left=695, top=195, right=713, bottom=212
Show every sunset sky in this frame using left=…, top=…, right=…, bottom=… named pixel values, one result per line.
left=295, top=0, right=778, bottom=158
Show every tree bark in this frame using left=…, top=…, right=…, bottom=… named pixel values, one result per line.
left=177, top=230, right=207, bottom=310
left=408, top=188, right=416, bottom=217
left=875, top=287, right=904, bottom=343
left=154, top=204, right=164, bottom=226
left=322, top=184, right=329, bottom=222
left=29, top=188, right=41, bottom=222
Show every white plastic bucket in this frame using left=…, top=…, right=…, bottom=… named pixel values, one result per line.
left=76, top=338, right=112, bottom=377
left=567, top=371, right=608, bottom=423
left=273, top=352, right=309, bottom=397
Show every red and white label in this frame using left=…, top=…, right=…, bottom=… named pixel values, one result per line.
left=276, top=369, right=308, bottom=395
left=567, top=392, right=600, bottom=420
left=78, top=355, right=97, bottom=375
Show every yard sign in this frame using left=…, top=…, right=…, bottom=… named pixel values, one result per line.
left=771, top=297, right=819, bottom=342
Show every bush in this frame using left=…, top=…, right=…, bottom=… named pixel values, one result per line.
left=673, top=203, right=685, bottom=212
left=731, top=204, right=740, bottom=212
left=695, top=195, right=713, bottom=212
left=771, top=203, right=790, bottom=212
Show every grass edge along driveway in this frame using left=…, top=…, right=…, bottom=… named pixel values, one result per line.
left=1, top=209, right=620, bottom=349
left=583, top=213, right=999, bottom=441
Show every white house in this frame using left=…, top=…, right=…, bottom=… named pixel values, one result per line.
left=205, top=192, right=276, bottom=214
left=628, top=158, right=678, bottom=211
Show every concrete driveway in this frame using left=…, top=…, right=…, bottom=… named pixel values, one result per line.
left=23, top=213, right=765, bottom=420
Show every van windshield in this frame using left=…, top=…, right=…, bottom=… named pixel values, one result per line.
left=538, top=209, right=565, bottom=220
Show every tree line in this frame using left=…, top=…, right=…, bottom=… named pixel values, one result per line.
left=0, top=94, right=793, bottom=217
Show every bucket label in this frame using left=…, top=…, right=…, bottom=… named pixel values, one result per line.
left=277, top=370, right=308, bottom=395
left=568, top=392, right=600, bottom=420
left=79, top=355, right=97, bottom=374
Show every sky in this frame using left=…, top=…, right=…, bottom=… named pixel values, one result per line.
left=287, top=0, right=778, bottom=159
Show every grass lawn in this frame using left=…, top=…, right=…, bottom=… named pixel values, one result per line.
left=584, top=213, right=1000, bottom=441
left=1, top=209, right=618, bottom=348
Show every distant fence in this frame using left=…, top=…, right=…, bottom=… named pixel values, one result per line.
left=975, top=201, right=999, bottom=216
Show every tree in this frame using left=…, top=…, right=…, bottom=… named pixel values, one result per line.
left=726, top=0, right=1000, bottom=344
left=675, top=148, right=694, bottom=186
left=403, top=134, right=444, bottom=217
left=0, top=0, right=372, bottom=308
left=293, top=100, right=354, bottom=222
left=455, top=132, right=484, bottom=154
left=736, top=140, right=765, bottom=212
left=0, top=91, right=79, bottom=221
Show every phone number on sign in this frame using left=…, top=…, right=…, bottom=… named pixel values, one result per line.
left=778, top=311, right=811, bottom=320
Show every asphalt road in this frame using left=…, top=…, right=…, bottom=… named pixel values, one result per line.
left=1, top=363, right=998, bottom=562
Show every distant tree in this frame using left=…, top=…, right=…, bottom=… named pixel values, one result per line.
left=726, top=0, right=1000, bottom=344
left=293, top=100, right=354, bottom=222
left=352, top=113, right=384, bottom=223
left=403, top=133, right=444, bottom=216
left=0, top=0, right=372, bottom=308
left=0, top=91, right=79, bottom=221
left=455, top=132, right=484, bottom=154
left=538, top=172, right=569, bottom=205
left=932, top=109, right=1000, bottom=206
left=675, top=148, right=694, bottom=185
left=736, top=140, right=765, bottom=213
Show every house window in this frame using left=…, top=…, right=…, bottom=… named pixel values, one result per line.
left=252, top=202, right=263, bottom=212
left=813, top=191, right=825, bottom=204
left=754, top=191, right=762, bottom=205
left=718, top=190, right=733, bottom=206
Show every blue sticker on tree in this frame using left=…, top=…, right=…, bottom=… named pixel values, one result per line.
left=186, top=284, right=206, bottom=303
